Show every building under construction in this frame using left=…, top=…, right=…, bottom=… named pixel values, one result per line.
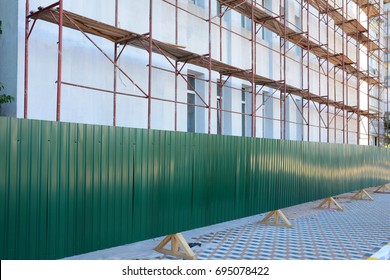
left=0, top=0, right=388, bottom=145
left=1, top=0, right=390, bottom=260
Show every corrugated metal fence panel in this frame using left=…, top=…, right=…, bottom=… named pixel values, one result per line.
left=1, top=117, right=390, bottom=259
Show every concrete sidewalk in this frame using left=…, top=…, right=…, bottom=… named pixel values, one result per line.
left=65, top=190, right=390, bottom=260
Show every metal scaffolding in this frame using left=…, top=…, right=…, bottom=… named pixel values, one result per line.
left=24, top=0, right=388, bottom=145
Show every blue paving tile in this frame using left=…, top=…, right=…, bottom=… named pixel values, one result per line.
left=151, top=193, right=390, bottom=260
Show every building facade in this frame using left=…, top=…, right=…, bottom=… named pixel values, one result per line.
left=0, top=0, right=388, bottom=145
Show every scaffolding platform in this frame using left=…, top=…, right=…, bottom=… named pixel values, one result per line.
left=306, top=0, right=380, bottom=51
left=218, top=0, right=378, bottom=84
left=30, top=8, right=378, bottom=121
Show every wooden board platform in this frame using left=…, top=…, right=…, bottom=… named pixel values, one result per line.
left=30, top=7, right=378, bottom=120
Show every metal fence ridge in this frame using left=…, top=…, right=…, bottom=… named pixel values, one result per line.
left=1, top=117, right=389, bottom=259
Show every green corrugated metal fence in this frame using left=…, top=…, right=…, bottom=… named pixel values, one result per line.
left=1, top=117, right=389, bottom=259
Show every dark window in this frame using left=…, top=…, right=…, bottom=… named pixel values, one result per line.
left=187, top=75, right=196, bottom=91
left=241, top=15, right=251, bottom=30
left=187, top=74, right=196, bottom=133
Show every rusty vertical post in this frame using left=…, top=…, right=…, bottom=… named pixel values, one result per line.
left=56, top=0, right=63, bottom=122
left=306, top=0, right=310, bottom=141
left=326, top=5, right=330, bottom=143
left=283, top=0, right=287, bottom=140
left=219, top=74, right=223, bottom=135
left=356, top=1, right=360, bottom=144
left=367, top=6, right=371, bottom=144
left=219, top=2, right=222, bottom=62
left=251, top=0, right=256, bottom=137
left=174, top=61, right=178, bottom=131
left=148, top=0, right=153, bottom=129
left=279, top=1, right=283, bottom=140
left=345, top=2, right=349, bottom=144
left=24, top=0, right=30, bottom=119
left=280, top=2, right=283, bottom=140
left=300, top=0, right=305, bottom=141
left=334, top=8, right=337, bottom=143
left=377, top=7, right=382, bottom=146
left=174, top=0, right=178, bottom=131
left=341, top=2, right=345, bottom=144
left=113, top=0, right=118, bottom=126
left=219, top=2, right=223, bottom=135
left=387, top=11, right=389, bottom=147
left=318, top=3, right=321, bottom=142
left=208, top=0, right=212, bottom=134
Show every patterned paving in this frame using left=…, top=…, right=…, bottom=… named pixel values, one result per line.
left=189, top=193, right=390, bottom=260
left=67, top=191, right=389, bottom=260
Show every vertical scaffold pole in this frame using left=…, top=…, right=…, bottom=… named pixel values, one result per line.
left=174, top=0, right=178, bottom=131
left=208, top=0, right=212, bottom=134
left=251, top=0, right=256, bottom=137
left=148, top=0, right=153, bottom=129
left=24, top=0, right=30, bottom=119
left=113, top=0, right=118, bottom=126
left=56, top=0, right=63, bottom=122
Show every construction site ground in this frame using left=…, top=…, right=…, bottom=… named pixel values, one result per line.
left=65, top=188, right=390, bottom=260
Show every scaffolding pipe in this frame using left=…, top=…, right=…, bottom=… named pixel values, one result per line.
left=56, top=0, right=63, bottom=122
left=22, top=0, right=387, bottom=145
left=208, top=0, right=212, bottom=134
left=356, top=0, right=360, bottom=145
left=307, top=0, right=310, bottom=141
left=148, top=0, right=153, bottom=129
left=113, top=0, right=118, bottom=126
left=326, top=3, right=330, bottom=143
left=24, top=0, right=29, bottom=119
left=174, top=0, right=178, bottom=131
left=251, top=0, right=256, bottom=137
left=219, top=2, right=223, bottom=135
left=341, top=0, right=345, bottom=144
left=318, top=2, right=321, bottom=142
left=283, top=0, right=287, bottom=140
left=367, top=3, right=371, bottom=144
left=377, top=5, right=382, bottom=145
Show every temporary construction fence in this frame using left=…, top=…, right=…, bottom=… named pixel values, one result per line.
left=1, top=117, right=389, bottom=259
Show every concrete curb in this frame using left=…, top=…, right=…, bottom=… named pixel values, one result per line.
left=368, top=242, right=390, bottom=260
